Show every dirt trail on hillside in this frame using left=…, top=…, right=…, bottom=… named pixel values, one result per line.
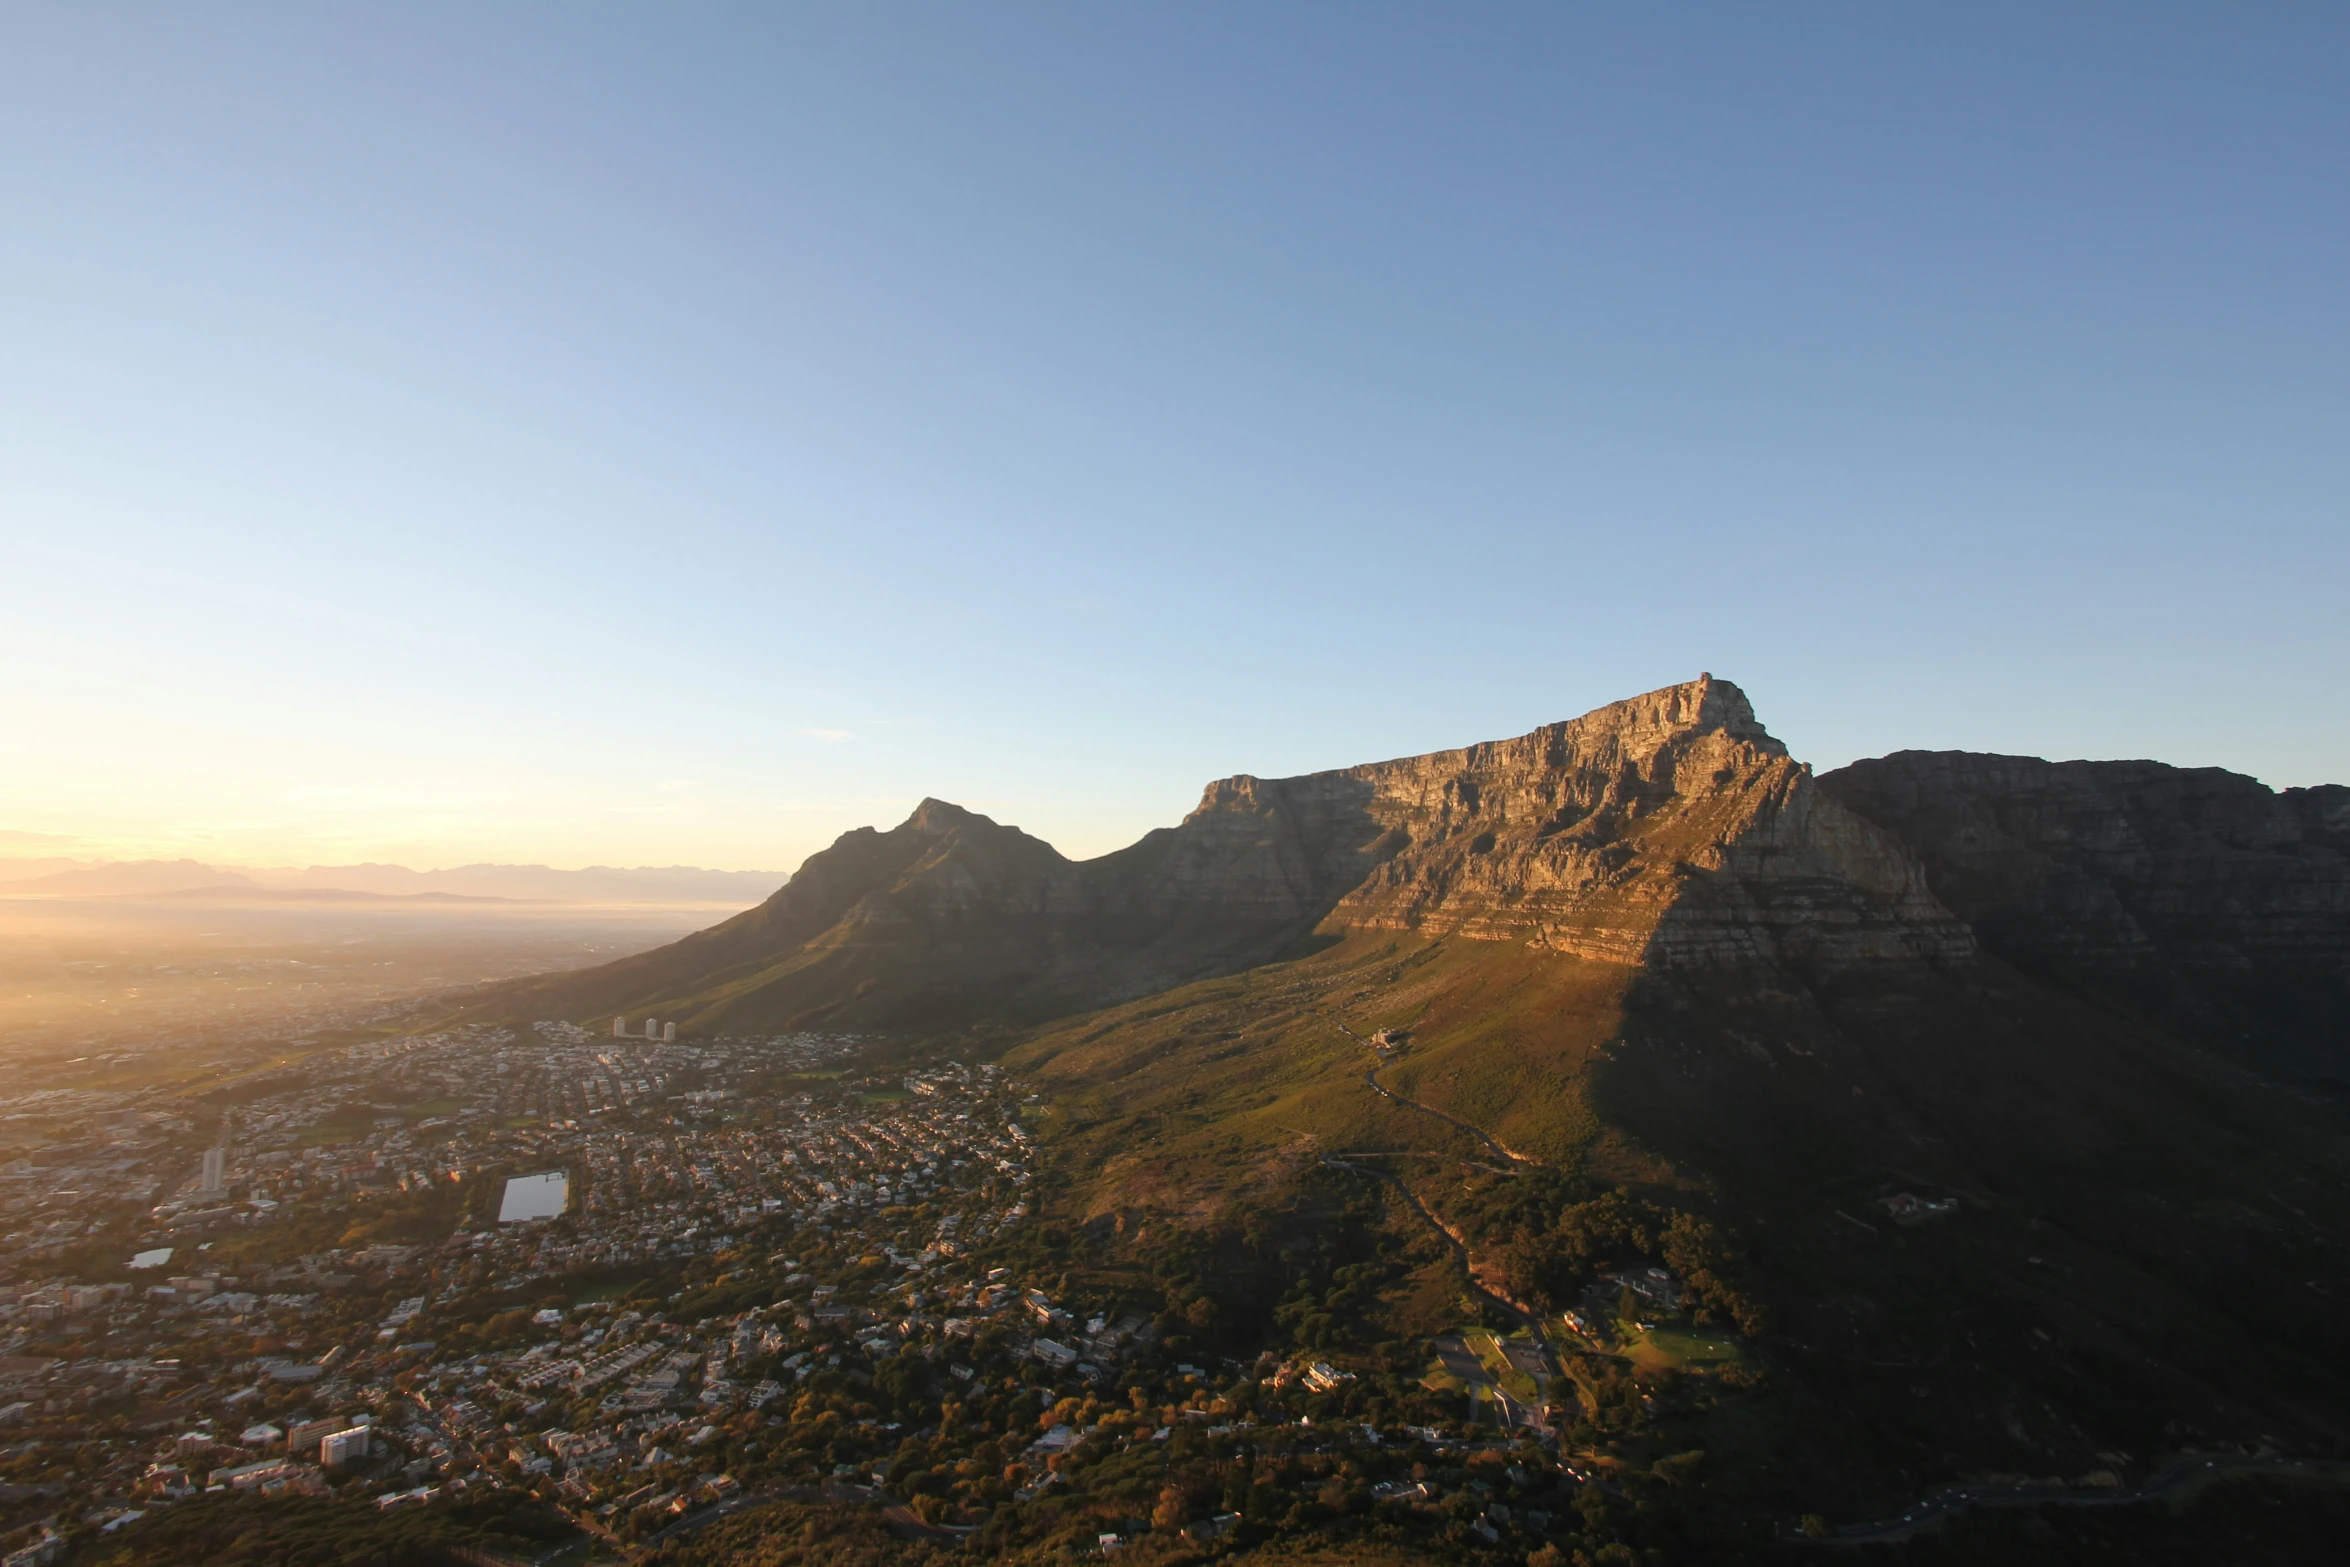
left=1319, top=1015, right=1557, bottom=1385
left=1325, top=1014, right=1536, bottom=1166
left=1319, top=1153, right=1553, bottom=1362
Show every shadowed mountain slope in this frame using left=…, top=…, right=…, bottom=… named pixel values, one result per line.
left=478, top=677, right=1974, bottom=1032
left=1008, top=757, right=2350, bottom=1518
left=1008, top=917, right=2350, bottom=1522
left=463, top=675, right=2350, bottom=1529
left=1822, top=751, right=2350, bottom=1092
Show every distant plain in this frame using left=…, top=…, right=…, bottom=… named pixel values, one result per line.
left=0, top=891, right=744, bottom=1064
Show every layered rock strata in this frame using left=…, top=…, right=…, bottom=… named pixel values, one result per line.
left=1317, top=676, right=1974, bottom=966
left=1820, top=752, right=2350, bottom=979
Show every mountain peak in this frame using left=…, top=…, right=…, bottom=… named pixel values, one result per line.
left=1313, top=674, right=1950, bottom=962
left=1544, top=672, right=1782, bottom=760
left=903, top=797, right=998, bottom=834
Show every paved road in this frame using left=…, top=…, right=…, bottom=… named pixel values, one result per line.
left=642, top=1488, right=768, bottom=1549
left=1431, top=1335, right=1488, bottom=1383
left=1814, top=1453, right=2350, bottom=1543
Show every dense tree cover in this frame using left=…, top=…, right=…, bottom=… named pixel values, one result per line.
left=1858, top=1480, right=2350, bottom=1566
left=80, top=1491, right=575, bottom=1567
left=649, top=1502, right=931, bottom=1567
left=1451, top=1171, right=1765, bottom=1338
left=1117, top=1180, right=1423, bottom=1357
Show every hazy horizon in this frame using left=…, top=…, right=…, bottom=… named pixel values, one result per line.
left=5, top=6, right=2344, bottom=873
left=0, top=849, right=790, bottom=880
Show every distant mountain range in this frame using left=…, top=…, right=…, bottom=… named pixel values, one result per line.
left=0, top=857, right=246, bottom=898
left=0, top=857, right=787, bottom=905
left=471, top=674, right=2350, bottom=1519
left=147, top=885, right=520, bottom=905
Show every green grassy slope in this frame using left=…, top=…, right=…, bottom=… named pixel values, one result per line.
left=1007, top=935, right=1641, bottom=1230
left=1007, top=928, right=2350, bottom=1524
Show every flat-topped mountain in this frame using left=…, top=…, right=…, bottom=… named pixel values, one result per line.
left=480, top=676, right=1977, bottom=1031
left=464, top=675, right=2350, bottom=1530
left=1319, top=675, right=1972, bottom=965
left=1823, top=751, right=2349, bottom=975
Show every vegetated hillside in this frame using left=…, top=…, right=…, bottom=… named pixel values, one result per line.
left=472, top=675, right=1971, bottom=1033
left=467, top=794, right=1366, bottom=1032
left=1008, top=920, right=2350, bottom=1523
left=465, top=673, right=2350, bottom=1533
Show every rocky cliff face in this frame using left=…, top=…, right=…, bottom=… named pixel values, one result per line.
left=1821, top=752, right=2350, bottom=1088
left=1820, top=752, right=2350, bottom=977
left=1316, top=676, right=1974, bottom=966
left=483, top=676, right=1981, bottom=1031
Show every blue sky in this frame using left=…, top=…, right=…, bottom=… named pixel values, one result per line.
left=2, top=5, right=2344, bottom=871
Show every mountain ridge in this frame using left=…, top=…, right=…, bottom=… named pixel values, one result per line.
left=1821, top=748, right=2350, bottom=1092
left=446, top=675, right=2350, bottom=1528
left=476, top=676, right=1984, bottom=1032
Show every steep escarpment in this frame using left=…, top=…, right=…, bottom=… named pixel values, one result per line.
left=1323, top=676, right=1974, bottom=966
left=466, top=679, right=2350, bottom=1523
left=477, top=676, right=1972, bottom=1033
left=1822, top=752, right=2350, bottom=1087
left=1008, top=745, right=2350, bottom=1513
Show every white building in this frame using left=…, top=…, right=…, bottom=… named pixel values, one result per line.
left=321, top=1427, right=372, bottom=1468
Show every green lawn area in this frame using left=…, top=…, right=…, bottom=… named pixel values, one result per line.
left=1467, top=1329, right=1542, bottom=1401
left=296, top=1098, right=466, bottom=1147
left=858, top=1088, right=912, bottom=1104
left=1621, top=1320, right=1744, bottom=1373
left=1551, top=1313, right=1614, bottom=1351
left=297, top=1107, right=377, bottom=1147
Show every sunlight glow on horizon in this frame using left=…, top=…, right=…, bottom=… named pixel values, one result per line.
left=2, top=8, right=2344, bottom=874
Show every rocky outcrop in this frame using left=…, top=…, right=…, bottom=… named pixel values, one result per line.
left=1319, top=676, right=1975, bottom=966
